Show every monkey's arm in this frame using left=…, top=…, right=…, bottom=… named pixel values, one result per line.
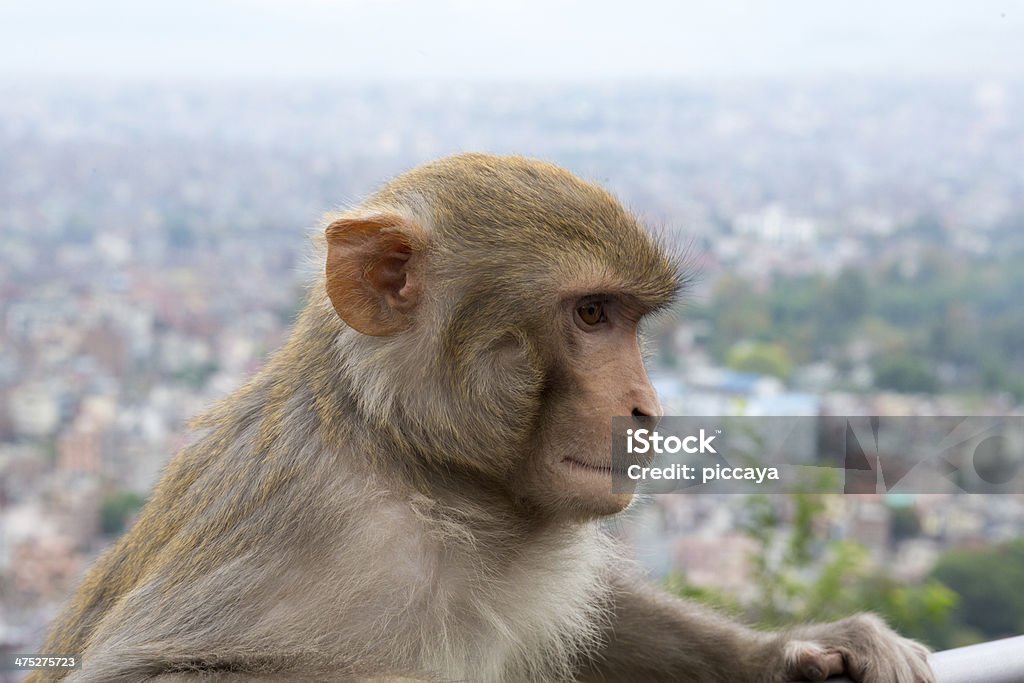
left=577, top=575, right=775, bottom=682
left=578, top=574, right=934, bottom=683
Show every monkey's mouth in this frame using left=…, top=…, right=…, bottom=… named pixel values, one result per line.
left=562, top=457, right=614, bottom=476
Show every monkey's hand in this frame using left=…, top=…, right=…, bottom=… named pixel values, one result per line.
left=768, top=613, right=934, bottom=683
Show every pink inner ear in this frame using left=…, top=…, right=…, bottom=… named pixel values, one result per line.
left=367, top=248, right=412, bottom=296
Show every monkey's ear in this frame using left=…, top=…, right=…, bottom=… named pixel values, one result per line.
left=325, top=214, right=426, bottom=336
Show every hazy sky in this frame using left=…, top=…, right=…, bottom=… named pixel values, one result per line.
left=1, top=0, right=1021, bottom=83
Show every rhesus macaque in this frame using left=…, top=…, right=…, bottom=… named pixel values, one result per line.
left=34, top=154, right=933, bottom=682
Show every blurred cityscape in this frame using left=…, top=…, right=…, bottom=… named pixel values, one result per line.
left=1, top=79, right=1023, bottom=656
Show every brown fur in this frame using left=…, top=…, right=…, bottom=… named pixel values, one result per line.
left=34, top=154, right=932, bottom=683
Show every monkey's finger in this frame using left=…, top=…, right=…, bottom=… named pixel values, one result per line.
left=821, top=651, right=845, bottom=677
left=790, top=646, right=844, bottom=681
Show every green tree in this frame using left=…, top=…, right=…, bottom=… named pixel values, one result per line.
left=707, top=276, right=771, bottom=357
left=100, top=491, right=146, bottom=535
left=889, top=506, right=922, bottom=544
left=872, top=353, right=938, bottom=393
left=726, top=342, right=794, bottom=381
left=747, top=493, right=958, bottom=648
left=829, top=268, right=870, bottom=323
left=668, top=485, right=959, bottom=649
left=932, top=540, right=1024, bottom=640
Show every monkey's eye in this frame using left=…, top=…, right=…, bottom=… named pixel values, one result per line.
left=575, top=300, right=607, bottom=327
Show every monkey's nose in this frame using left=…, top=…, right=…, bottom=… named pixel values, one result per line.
left=631, top=403, right=662, bottom=429
left=632, top=391, right=664, bottom=419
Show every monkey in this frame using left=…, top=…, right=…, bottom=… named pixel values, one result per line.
left=31, top=153, right=934, bottom=683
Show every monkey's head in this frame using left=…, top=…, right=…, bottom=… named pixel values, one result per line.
left=322, top=153, right=684, bottom=521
